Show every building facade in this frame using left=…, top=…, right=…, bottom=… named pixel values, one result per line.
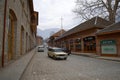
left=0, top=0, right=38, bottom=68
left=96, top=22, right=120, bottom=57
left=48, top=29, right=66, bottom=47
left=55, top=17, right=111, bottom=54
left=36, top=36, right=43, bottom=45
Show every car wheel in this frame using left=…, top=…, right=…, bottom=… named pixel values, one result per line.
left=53, top=55, right=56, bottom=59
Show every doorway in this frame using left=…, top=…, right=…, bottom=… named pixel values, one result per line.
left=20, top=26, right=24, bottom=55
left=8, top=9, right=17, bottom=60
left=83, top=36, right=96, bottom=52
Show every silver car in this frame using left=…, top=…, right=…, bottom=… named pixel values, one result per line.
left=38, top=45, right=44, bottom=52
left=48, top=47, right=68, bottom=60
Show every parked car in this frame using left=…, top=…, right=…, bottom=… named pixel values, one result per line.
left=62, top=48, right=71, bottom=55
left=48, top=47, right=68, bottom=60
left=38, top=45, right=44, bottom=52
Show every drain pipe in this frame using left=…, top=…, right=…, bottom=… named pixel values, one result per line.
left=2, top=0, right=7, bottom=67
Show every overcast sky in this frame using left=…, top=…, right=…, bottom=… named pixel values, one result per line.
left=33, top=0, right=82, bottom=30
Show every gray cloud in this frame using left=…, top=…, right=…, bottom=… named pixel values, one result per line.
left=33, top=0, right=82, bottom=30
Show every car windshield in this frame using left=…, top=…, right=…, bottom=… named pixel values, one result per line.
left=53, top=49, right=62, bottom=52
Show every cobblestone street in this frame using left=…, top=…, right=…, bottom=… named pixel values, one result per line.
left=20, top=48, right=120, bottom=80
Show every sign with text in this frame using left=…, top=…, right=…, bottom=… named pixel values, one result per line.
left=101, top=45, right=117, bottom=54
left=100, top=40, right=116, bottom=45
left=100, top=40, right=117, bottom=54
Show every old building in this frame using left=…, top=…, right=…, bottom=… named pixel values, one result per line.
left=55, top=17, right=111, bottom=54
left=0, top=0, right=38, bottom=68
left=36, top=36, right=43, bottom=45
left=96, top=22, right=120, bottom=57
left=48, top=29, right=66, bottom=47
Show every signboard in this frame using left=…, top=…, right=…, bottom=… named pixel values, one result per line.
left=100, top=40, right=116, bottom=45
left=101, top=45, right=117, bottom=54
left=100, top=40, right=117, bottom=54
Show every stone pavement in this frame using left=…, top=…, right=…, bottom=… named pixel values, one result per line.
left=20, top=50, right=120, bottom=80
left=0, top=48, right=36, bottom=80
left=72, top=52, right=120, bottom=62
left=0, top=48, right=119, bottom=80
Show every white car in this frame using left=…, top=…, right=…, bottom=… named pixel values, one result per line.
left=48, top=47, right=68, bottom=60
left=38, top=45, right=44, bottom=52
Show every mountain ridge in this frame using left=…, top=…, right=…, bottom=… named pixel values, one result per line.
left=37, top=28, right=60, bottom=39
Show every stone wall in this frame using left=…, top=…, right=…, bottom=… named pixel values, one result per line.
left=0, top=0, right=5, bottom=67
left=0, top=0, right=37, bottom=68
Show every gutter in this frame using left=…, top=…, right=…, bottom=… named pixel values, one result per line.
left=2, top=0, right=7, bottom=67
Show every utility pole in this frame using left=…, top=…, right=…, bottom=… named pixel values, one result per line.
left=60, top=17, right=63, bottom=48
left=61, top=17, right=63, bottom=36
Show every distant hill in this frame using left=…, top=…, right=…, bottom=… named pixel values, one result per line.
left=37, top=28, right=60, bottom=39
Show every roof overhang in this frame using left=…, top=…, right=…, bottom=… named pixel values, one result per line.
left=97, top=30, right=120, bottom=35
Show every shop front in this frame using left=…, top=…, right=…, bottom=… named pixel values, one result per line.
left=55, top=17, right=112, bottom=55
left=96, top=22, right=120, bottom=57
left=69, top=39, right=74, bottom=51
left=100, top=40, right=117, bottom=56
left=74, top=38, right=81, bottom=52
left=83, top=36, right=96, bottom=53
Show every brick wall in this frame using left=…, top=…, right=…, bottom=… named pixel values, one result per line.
left=96, top=33, right=120, bottom=57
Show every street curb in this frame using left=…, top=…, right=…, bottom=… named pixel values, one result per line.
left=71, top=53, right=120, bottom=62
left=96, top=57, right=120, bottom=62
left=71, top=53, right=99, bottom=58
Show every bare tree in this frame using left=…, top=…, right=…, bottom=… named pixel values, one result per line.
left=73, top=0, right=120, bottom=23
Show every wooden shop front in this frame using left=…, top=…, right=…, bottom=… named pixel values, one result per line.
left=55, top=17, right=111, bottom=54
left=96, top=22, right=120, bottom=57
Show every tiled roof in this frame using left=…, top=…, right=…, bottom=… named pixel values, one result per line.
left=97, top=22, right=120, bottom=35
left=51, top=29, right=66, bottom=37
left=56, top=16, right=111, bottom=40
left=37, top=36, right=43, bottom=39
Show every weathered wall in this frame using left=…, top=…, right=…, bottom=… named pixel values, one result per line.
left=0, top=0, right=5, bottom=67
left=0, top=0, right=37, bottom=68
